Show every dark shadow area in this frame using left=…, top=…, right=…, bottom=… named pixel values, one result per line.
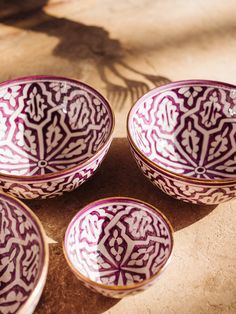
left=26, top=138, right=216, bottom=314
left=0, top=0, right=170, bottom=110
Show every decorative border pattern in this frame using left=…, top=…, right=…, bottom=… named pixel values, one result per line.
left=0, top=144, right=110, bottom=199
left=131, top=148, right=236, bottom=204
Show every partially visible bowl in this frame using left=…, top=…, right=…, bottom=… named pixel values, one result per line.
left=0, top=76, right=114, bottom=199
left=127, top=80, right=236, bottom=204
left=64, top=197, right=173, bottom=298
left=0, top=191, right=48, bottom=314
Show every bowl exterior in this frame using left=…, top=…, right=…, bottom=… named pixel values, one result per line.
left=0, top=141, right=111, bottom=199
left=18, top=275, right=47, bottom=314
left=0, top=192, right=49, bottom=314
left=72, top=272, right=161, bottom=298
left=130, top=146, right=236, bottom=205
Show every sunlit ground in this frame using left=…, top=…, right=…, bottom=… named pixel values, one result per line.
left=0, top=1, right=236, bottom=313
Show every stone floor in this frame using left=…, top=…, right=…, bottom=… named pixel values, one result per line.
left=0, top=0, right=236, bottom=313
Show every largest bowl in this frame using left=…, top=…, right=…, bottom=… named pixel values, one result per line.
left=127, top=80, right=236, bottom=205
left=0, top=76, right=114, bottom=199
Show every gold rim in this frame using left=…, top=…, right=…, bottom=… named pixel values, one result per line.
left=0, top=75, right=115, bottom=181
left=63, top=196, right=174, bottom=291
left=0, top=191, right=49, bottom=314
left=126, top=80, right=236, bottom=185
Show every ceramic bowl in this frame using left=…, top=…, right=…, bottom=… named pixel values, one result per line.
left=0, top=76, right=114, bottom=199
left=0, top=191, right=48, bottom=314
left=127, top=80, right=236, bottom=205
left=64, top=197, right=173, bottom=298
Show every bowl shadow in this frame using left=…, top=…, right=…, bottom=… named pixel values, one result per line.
left=26, top=137, right=217, bottom=314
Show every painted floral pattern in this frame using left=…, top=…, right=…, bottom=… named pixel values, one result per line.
left=80, top=214, right=105, bottom=243
left=208, top=128, right=229, bottom=161
left=26, top=87, right=47, bottom=122
left=109, top=229, right=124, bottom=261
left=16, top=123, right=37, bottom=156
left=179, top=86, right=203, bottom=106
left=49, top=81, right=71, bottom=102
left=0, top=85, right=20, bottom=107
left=200, top=91, right=222, bottom=128
left=68, top=96, right=90, bottom=129
left=125, top=210, right=153, bottom=238
left=156, top=97, right=179, bottom=132
left=181, top=121, right=200, bottom=159
left=46, top=116, right=63, bottom=153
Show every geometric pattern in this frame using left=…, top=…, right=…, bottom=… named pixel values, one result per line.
left=0, top=146, right=109, bottom=200
left=129, top=81, right=236, bottom=180
left=0, top=192, right=47, bottom=314
left=132, top=148, right=236, bottom=205
left=0, top=76, right=113, bottom=199
left=64, top=198, right=173, bottom=298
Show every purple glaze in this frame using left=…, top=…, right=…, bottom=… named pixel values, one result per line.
left=0, top=76, right=114, bottom=199
left=64, top=197, right=173, bottom=298
left=128, top=80, right=236, bottom=204
left=0, top=192, right=48, bottom=314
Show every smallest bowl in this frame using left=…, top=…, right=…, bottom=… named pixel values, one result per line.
left=64, top=197, right=174, bottom=298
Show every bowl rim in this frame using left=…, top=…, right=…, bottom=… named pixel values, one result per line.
left=63, top=196, right=174, bottom=291
left=127, top=79, right=236, bottom=184
left=0, top=75, right=115, bottom=181
left=0, top=190, right=49, bottom=314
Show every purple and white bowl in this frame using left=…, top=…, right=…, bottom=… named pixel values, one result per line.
left=64, top=197, right=174, bottom=298
left=0, top=191, right=49, bottom=314
left=127, top=80, right=236, bottom=205
left=0, top=76, right=114, bottom=199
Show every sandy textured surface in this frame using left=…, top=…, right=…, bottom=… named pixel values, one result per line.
left=0, top=0, right=236, bottom=313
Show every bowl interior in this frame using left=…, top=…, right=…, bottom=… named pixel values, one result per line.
left=65, top=198, right=173, bottom=288
left=129, top=81, right=236, bottom=180
left=0, top=77, right=113, bottom=176
left=0, top=194, right=46, bottom=313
